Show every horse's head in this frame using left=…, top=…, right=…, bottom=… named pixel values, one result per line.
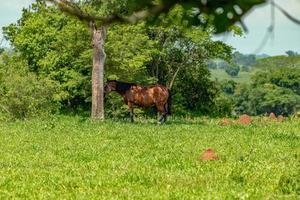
left=104, top=80, right=117, bottom=95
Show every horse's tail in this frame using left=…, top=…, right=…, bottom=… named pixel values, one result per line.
left=166, top=89, right=172, bottom=115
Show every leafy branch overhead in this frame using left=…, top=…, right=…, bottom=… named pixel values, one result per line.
left=47, top=0, right=267, bottom=33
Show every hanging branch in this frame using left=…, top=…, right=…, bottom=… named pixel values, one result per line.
left=253, top=0, right=275, bottom=54
left=252, top=0, right=300, bottom=54
left=273, top=2, right=300, bottom=25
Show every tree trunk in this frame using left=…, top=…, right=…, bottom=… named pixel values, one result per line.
left=91, top=23, right=107, bottom=120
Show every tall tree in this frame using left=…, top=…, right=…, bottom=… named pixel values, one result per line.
left=90, top=23, right=106, bottom=119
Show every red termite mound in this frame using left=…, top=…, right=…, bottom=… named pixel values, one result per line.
left=199, top=149, right=219, bottom=161
left=237, top=114, right=252, bottom=125
left=219, top=118, right=232, bottom=126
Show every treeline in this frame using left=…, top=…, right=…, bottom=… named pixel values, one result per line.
left=219, top=56, right=300, bottom=116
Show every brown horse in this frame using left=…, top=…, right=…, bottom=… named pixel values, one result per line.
left=104, top=80, right=171, bottom=123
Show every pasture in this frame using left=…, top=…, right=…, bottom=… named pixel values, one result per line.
left=0, top=116, right=299, bottom=199
left=210, top=68, right=254, bottom=83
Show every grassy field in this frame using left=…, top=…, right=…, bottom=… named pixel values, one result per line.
left=0, top=116, right=299, bottom=199
left=210, top=69, right=254, bottom=83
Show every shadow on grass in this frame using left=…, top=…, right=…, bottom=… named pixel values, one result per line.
left=103, top=116, right=209, bottom=126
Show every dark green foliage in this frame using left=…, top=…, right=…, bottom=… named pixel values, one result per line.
left=3, top=1, right=92, bottom=110
left=234, top=67, right=300, bottom=116
left=98, top=6, right=233, bottom=117
left=152, top=0, right=266, bottom=33
left=286, top=50, right=299, bottom=57
left=142, top=10, right=232, bottom=115
left=225, top=64, right=240, bottom=77
left=234, top=84, right=299, bottom=116
left=104, top=93, right=129, bottom=118
left=105, top=22, right=157, bottom=83
left=172, top=66, right=219, bottom=114
left=220, top=56, right=300, bottom=117
left=277, top=171, right=300, bottom=195
left=0, top=53, right=59, bottom=120
left=49, top=0, right=266, bottom=34
left=270, top=68, right=300, bottom=95
left=220, top=80, right=237, bottom=95
left=210, top=93, right=234, bottom=117
left=252, top=67, right=300, bottom=95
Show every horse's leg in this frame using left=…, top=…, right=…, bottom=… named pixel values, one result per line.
left=156, top=104, right=167, bottom=124
left=128, top=102, right=134, bottom=123
left=163, top=103, right=168, bottom=122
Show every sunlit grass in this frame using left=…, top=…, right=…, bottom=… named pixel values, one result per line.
left=0, top=116, right=299, bottom=199
left=210, top=69, right=254, bottom=83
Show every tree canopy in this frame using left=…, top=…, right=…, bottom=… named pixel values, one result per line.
left=47, top=0, right=267, bottom=33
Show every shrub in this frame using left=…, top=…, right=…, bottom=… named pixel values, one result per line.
left=220, top=80, right=237, bottom=95
left=211, top=93, right=234, bottom=117
left=225, top=64, right=240, bottom=77
left=0, top=54, right=60, bottom=120
left=104, top=93, right=129, bottom=119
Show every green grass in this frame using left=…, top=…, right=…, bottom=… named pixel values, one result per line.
left=0, top=116, right=299, bottom=199
left=210, top=69, right=254, bottom=83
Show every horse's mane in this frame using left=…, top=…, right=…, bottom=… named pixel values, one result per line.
left=115, top=81, right=137, bottom=93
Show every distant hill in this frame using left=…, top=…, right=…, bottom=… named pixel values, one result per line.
left=210, top=54, right=300, bottom=83
left=253, top=55, right=300, bottom=70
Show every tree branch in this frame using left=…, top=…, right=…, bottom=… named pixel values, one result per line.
left=47, top=0, right=172, bottom=25
left=168, top=66, right=180, bottom=90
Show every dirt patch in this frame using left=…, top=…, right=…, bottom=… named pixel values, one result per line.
left=237, top=114, right=252, bottom=125
left=219, top=118, right=232, bottom=126
left=199, top=148, right=219, bottom=161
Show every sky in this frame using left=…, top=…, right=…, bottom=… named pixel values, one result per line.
left=213, top=0, right=300, bottom=56
left=0, top=0, right=300, bottom=56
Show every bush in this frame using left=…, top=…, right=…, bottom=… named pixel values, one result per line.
left=104, top=93, right=129, bottom=119
left=211, top=93, right=234, bottom=117
left=220, top=80, right=237, bottom=95
left=0, top=54, right=60, bottom=120
left=270, top=67, right=300, bottom=95
left=225, top=64, right=240, bottom=77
